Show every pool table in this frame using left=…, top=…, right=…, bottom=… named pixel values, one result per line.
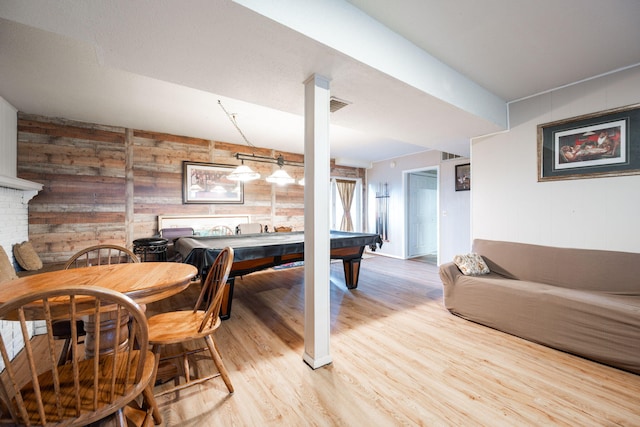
left=174, top=231, right=382, bottom=318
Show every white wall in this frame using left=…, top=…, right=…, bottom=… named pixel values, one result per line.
left=439, top=159, right=471, bottom=262
left=367, top=150, right=471, bottom=263
left=0, top=96, right=42, bottom=365
left=472, top=66, right=640, bottom=253
left=0, top=96, right=17, bottom=178
left=0, top=94, right=40, bottom=263
left=0, top=96, right=24, bottom=254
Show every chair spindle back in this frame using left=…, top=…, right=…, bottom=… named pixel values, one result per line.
left=0, top=286, right=151, bottom=426
left=194, top=247, right=234, bottom=333
left=64, top=245, right=139, bottom=270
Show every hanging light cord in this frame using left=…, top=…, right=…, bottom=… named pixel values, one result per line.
left=218, top=100, right=256, bottom=148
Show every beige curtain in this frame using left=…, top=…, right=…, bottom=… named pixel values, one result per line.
left=336, top=179, right=355, bottom=232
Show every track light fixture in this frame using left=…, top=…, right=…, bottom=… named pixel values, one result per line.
left=219, top=100, right=303, bottom=185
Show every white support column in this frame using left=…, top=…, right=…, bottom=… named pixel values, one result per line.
left=302, top=74, right=332, bottom=369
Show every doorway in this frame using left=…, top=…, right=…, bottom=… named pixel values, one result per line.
left=406, top=169, right=438, bottom=263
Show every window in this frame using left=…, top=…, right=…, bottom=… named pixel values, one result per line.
left=331, top=178, right=362, bottom=231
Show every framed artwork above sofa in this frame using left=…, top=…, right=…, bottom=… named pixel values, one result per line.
left=537, top=104, right=640, bottom=181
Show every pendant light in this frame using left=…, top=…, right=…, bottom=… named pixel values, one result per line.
left=219, top=100, right=260, bottom=181
left=219, top=100, right=303, bottom=185
left=266, top=168, right=295, bottom=185
left=227, top=163, right=260, bottom=182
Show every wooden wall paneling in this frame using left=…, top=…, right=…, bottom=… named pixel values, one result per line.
left=18, top=116, right=125, bottom=143
left=134, top=130, right=211, bottom=147
left=27, top=221, right=128, bottom=262
left=17, top=114, right=364, bottom=264
left=28, top=175, right=125, bottom=204
left=132, top=131, right=206, bottom=238
left=27, top=206, right=127, bottom=261
left=134, top=141, right=203, bottom=171
left=17, top=114, right=128, bottom=263
left=134, top=170, right=183, bottom=200
left=270, top=181, right=277, bottom=229
left=125, top=128, right=134, bottom=247
left=28, top=211, right=124, bottom=225
left=274, top=183, right=304, bottom=230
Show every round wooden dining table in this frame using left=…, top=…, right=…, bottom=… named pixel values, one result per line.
left=0, top=262, right=197, bottom=305
left=0, top=262, right=198, bottom=356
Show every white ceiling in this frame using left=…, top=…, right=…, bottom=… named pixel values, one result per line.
left=1, top=0, right=639, bottom=165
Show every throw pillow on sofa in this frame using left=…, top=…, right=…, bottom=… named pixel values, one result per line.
left=454, top=252, right=490, bottom=276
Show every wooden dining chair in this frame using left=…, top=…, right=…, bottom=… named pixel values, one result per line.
left=210, top=225, right=234, bottom=236
left=236, top=223, right=262, bottom=234
left=147, top=247, right=234, bottom=396
left=63, top=244, right=140, bottom=269
left=0, top=285, right=161, bottom=426
left=54, top=245, right=140, bottom=366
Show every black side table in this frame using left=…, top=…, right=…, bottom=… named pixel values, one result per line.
left=133, top=238, right=169, bottom=262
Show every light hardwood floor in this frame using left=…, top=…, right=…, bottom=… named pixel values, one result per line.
left=138, top=255, right=640, bottom=426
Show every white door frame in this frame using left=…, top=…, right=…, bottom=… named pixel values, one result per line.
left=403, top=166, right=439, bottom=262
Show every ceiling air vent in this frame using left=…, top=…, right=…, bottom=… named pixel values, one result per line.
left=441, top=152, right=462, bottom=161
left=329, top=96, right=351, bottom=113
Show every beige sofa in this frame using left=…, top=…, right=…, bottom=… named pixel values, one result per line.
left=439, top=239, right=640, bottom=375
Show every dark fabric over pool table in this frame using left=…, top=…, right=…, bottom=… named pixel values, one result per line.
left=175, top=230, right=382, bottom=277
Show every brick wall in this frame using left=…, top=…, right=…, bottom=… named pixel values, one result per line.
left=0, top=186, right=44, bottom=367
left=0, top=186, right=29, bottom=254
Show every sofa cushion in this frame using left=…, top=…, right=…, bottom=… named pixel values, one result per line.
left=454, top=252, right=490, bottom=276
left=13, top=241, right=43, bottom=271
left=445, top=273, right=640, bottom=374
left=473, top=239, right=640, bottom=293
left=0, top=246, right=18, bottom=283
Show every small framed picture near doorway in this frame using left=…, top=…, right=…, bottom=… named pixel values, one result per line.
left=455, top=163, right=470, bottom=191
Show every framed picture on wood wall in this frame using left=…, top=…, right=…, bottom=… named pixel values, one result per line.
left=183, top=161, right=244, bottom=204
left=538, top=104, right=640, bottom=181
left=455, top=163, right=471, bottom=191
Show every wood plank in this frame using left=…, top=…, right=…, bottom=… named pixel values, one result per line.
left=18, top=113, right=126, bottom=133
left=125, top=128, right=135, bottom=249
left=29, top=212, right=125, bottom=225
left=133, top=130, right=211, bottom=146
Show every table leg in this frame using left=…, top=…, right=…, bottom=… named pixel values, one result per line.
left=83, top=310, right=130, bottom=358
left=342, top=258, right=362, bottom=289
left=219, top=278, right=235, bottom=320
